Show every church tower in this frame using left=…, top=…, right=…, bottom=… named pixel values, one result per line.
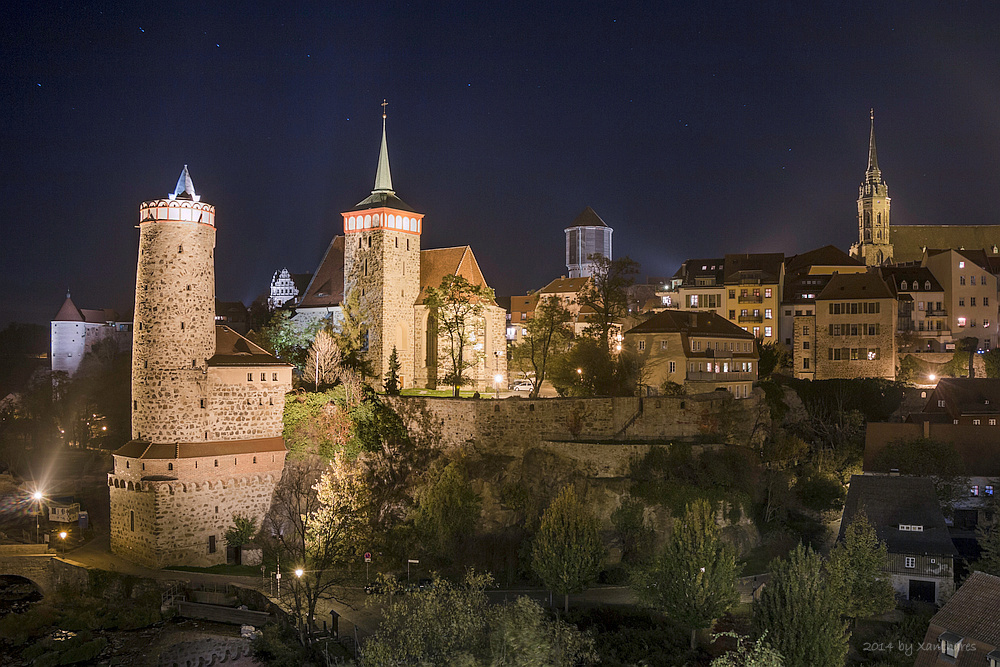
left=342, top=105, right=423, bottom=387
left=850, top=110, right=893, bottom=266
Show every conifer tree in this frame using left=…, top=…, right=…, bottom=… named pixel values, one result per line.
left=384, top=346, right=401, bottom=395
left=631, top=498, right=741, bottom=650
left=974, top=498, right=1000, bottom=576
left=753, top=544, right=849, bottom=667
left=531, top=485, right=605, bottom=613
left=826, top=510, right=896, bottom=621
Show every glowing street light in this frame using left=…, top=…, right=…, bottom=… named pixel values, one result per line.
left=295, top=568, right=304, bottom=578
left=31, top=491, right=44, bottom=543
left=494, top=373, right=503, bottom=398
left=929, top=373, right=937, bottom=381
left=59, top=531, right=67, bottom=556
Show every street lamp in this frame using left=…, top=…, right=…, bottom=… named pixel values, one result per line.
left=59, top=531, right=67, bottom=556
left=929, top=373, right=937, bottom=382
left=494, top=373, right=503, bottom=398
left=32, top=491, right=43, bottom=544
left=295, top=568, right=304, bottom=578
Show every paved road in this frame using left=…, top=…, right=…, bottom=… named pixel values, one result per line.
left=64, top=535, right=638, bottom=643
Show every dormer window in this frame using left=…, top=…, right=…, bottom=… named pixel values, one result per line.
left=899, top=524, right=924, bottom=532
left=901, top=280, right=908, bottom=290
left=987, top=648, right=1000, bottom=667
left=939, top=632, right=963, bottom=658
left=925, top=281, right=931, bottom=290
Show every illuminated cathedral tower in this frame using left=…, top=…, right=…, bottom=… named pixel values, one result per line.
left=342, top=106, right=423, bottom=386
left=850, top=110, right=893, bottom=266
left=110, top=167, right=291, bottom=568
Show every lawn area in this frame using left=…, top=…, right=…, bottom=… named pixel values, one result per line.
left=165, top=563, right=264, bottom=576
left=399, top=388, right=486, bottom=398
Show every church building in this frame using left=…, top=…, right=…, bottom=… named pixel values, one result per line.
left=301, top=109, right=507, bottom=390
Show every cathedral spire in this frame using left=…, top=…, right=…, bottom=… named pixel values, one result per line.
left=169, top=165, right=200, bottom=202
left=372, top=100, right=394, bottom=195
left=866, top=109, right=881, bottom=181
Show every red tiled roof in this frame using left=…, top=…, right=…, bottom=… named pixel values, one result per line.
left=298, top=236, right=345, bottom=308
left=115, top=436, right=287, bottom=459
left=418, top=246, right=496, bottom=305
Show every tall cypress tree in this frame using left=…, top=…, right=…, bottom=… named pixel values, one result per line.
left=384, top=346, right=401, bottom=395
left=753, top=544, right=849, bottom=667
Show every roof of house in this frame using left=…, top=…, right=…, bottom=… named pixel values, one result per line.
left=510, top=294, right=539, bottom=313
left=538, top=276, right=590, bottom=295
left=207, top=325, right=291, bottom=367
left=784, top=245, right=862, bottom=275
left=839, top=474, right=957, bottom=557
left=891, top=225, right=1000, bottom=264
left=53, top=293, right=120, bottom=323
left=864, top=421, right=1000, bottom=476
left=922, top=571, right=1000, bottom=652
left=624, top=309, right=756, bottom=339
left=565, top=206, right=608, bottom=228
left=115, top=435, right=287, bottom=460
left=298, top=236, right=346, bottom=309
left=723, top=253, right=784, bottom=284
left=879, top=266, right=944, bottom=294
left=418, top=246, right=496, bottom=306
left=817, top=271, right=894, bottom=301
left=930, top=378, right=1000, bottom=419
left=672, top=258, right=725, bottom=283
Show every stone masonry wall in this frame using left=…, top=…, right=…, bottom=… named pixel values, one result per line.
left=109, top=451, right=284, bottom=568
left=109, top=483, right=158, bottom=567
left=207, top=366, right=290, bottom=441
left=132, top=214, right=216, bottom=443
left=388, top=393, right=738, bottom=453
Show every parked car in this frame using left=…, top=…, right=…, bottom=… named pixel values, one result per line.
left=510, top=380, right=533, bottom=392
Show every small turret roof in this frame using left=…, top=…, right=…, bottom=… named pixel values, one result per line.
left=169, top=165, right=200, bottom=201
left=566, top=206, right=608, bottom=229
left=53, top=292, right=84, bottom=321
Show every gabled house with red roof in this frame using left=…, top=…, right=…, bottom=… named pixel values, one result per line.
left=914, top=571, right=1000, bottom=666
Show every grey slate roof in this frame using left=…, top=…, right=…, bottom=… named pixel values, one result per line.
left=565, top=206, right=608, bottom=228
left=625, top=309, right=755, bottom=339
left=839, top=474, right=957, bottom=557
left=817, top=271, right=894, bottom=301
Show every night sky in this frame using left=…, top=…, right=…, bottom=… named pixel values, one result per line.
left=4, top=1, right=1000, bottom=328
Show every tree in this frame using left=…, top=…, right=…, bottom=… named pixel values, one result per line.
left=757, top=342, right=790, bottom=380
left=361, top=571, right=595, bottom=667
left=531, top=485, right=605, bottom=613
left=224, top=513, right=258, bottom=548
left=610, top=495, right=654, bottom=564
left=711, top=631, right=784, bottom=667
left=424, top=274, right=496, bottom=396
left=974, top=497, right=1000, bottom=576
left=516, top=295, right=573, bottom=398
left=384, top=346, right=401, bottom=395
left=252, top=310, right=320, bottom=373
left=825, top=510, right=896, bottom=621
left=414, top=460, right=482, bottom=555
left=753, top=544, right=849, bottom=667
left=333, top=289, right=373, bottom=378
left=549, top=337, right=639, bottom=397
left=959, top=336, right=980, bottom=378
left=576, top=255, right=639, bottom=348
left=263, top=453, right=370, bottom=640
left=631, top=499, right=741, bottom=650
left=303, top=328, right=341, bottom=390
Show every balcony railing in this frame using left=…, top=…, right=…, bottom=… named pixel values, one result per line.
left=738, top=295, right=763, bottom=303
left=687, top=371, right=755, bottom=382
left=738, top=314, right=763, bottom=323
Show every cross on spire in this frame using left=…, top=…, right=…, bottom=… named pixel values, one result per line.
left=381, top=99, right=388, bottom=119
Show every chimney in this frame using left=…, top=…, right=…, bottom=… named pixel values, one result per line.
left=688, top=312, right=697, bottom=327
left=922, top=419, right=930, bottom=439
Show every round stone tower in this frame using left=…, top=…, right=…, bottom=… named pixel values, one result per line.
left=131, top=166, right=217, bottom=444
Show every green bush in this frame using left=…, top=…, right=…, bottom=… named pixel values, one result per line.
left=0, top=602, right=59, bottom=645
left=795, top=474, right=845, bottom=512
